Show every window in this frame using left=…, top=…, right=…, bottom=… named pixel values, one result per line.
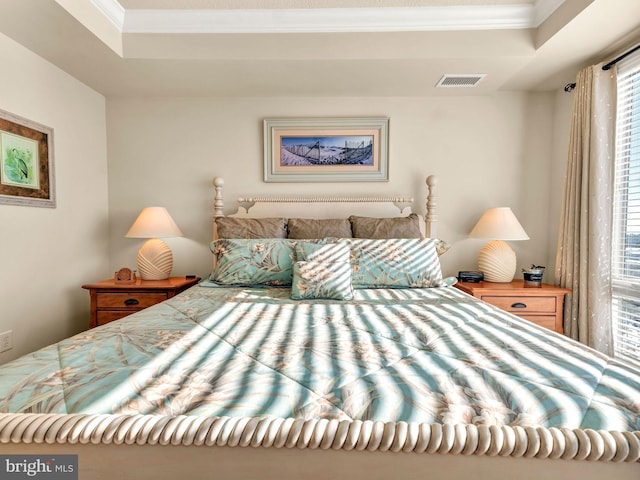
left=612, top=49, right=640, bottom=364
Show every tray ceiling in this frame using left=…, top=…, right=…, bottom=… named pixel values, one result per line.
left=0, top=0, right=638, bottom=97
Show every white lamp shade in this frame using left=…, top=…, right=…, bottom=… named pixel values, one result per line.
left=126, top=207, right=183, bottom=280
left=469, top=207, right=529, bottom=283
left=126, top=207, right=183, bottom=238
left=468, top=207, right=529, bottom=241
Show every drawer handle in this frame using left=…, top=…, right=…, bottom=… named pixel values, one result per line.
left=511, top=302, right=527, bottom=309
left=124, top=299, right=140, bottom=306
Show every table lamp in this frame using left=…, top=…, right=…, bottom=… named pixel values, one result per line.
left=126, top=207, right=183, bottom=280
left=468, top=207, right=529, bottom=283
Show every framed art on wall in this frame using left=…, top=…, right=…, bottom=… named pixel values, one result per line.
left=264, top=117, right=389, bottom=182
left=0, top=108, right=55, bottom=208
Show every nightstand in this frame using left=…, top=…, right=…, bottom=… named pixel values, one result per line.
left=82, top=276, right=201, bottom=328
left=454, top=279, right=570, bottom=334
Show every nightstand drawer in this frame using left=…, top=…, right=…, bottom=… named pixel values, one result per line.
left=481, top=295, right=556, bottom=313
left=520, top=315, right=557, bottom=331
left=96, top=292, right=168, bottom=309
left=97, top=311, right=133, bottom=326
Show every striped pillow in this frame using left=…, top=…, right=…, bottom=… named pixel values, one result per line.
left=292, top=242, right=353, bottom=300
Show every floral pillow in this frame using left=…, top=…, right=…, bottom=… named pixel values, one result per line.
left=210, top=238, right=295, bottom=286
left=294, top=241, right=350, bottom=263
left=291, top=261, right=354, bottom=300
left=433, top=238, right=451, bottom=256
left=291, top=242, right=354, bottom=300
left=342, top=238, right=445, bottom=288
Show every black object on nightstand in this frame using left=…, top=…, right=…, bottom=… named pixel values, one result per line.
left=458, top=271, right=484, bottom=283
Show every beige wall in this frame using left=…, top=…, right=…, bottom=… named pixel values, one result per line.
left=107, top=92, right=564, bottom=281
left=0, top=33, right=109, bottom=362
left=0, top=30, right=576, bottom=364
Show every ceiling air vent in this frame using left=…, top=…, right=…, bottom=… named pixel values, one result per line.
left=436, top=74, right=486, bottom=88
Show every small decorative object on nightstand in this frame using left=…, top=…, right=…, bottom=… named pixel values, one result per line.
left=458, top=271, right=484, bottom=283
left=114, top=267, right=136, bottom=284
left=82, top=276, right=200, bottom=328
left=454, top=279, right=570, bottom=334
left=522, top=265, right=545, bottom=287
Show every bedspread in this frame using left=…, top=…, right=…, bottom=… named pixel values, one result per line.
left=0, top=285, right=639, bottom=433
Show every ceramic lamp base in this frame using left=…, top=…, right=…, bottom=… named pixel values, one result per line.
left=477, top=239, right=516, bottom=283
left=137, top=238, right=173, bottom=280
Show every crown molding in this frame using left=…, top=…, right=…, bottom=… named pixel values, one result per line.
left=123, top=6, right=532, bottom=33
left=91, top=0, right=566, bottom=34
left=90, top=0, right=125, bottom=29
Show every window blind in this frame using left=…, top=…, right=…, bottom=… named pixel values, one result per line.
left=612, top=48, right=640, bottom=364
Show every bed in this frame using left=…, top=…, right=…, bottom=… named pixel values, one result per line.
left=0, top=175, right=638, bottom=480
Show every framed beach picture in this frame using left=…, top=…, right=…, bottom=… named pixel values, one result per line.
left=264, top=117, right=389, bottom=182
left=0, top=109, right=55, bottom=207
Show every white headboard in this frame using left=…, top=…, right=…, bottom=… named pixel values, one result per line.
left=212, top=175, right=437, bottom=238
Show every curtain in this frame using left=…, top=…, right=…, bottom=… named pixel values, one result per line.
left=554, top=64, right=616, bottom=354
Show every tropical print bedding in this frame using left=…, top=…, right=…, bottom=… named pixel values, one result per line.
left=0, top=284, right=639, bottom=433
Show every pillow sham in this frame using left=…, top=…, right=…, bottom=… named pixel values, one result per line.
left=210, top=238, right=295, bottom=286
left=343, top=237, right=445, bottom=288
left=433, top=238, right=451, bottom=256
left=215, top=217, right=287, bottom=239
left=349, top=214, right=422, bottom=239
left=291, top=260, right=354, bottom=300
left=287, top=218, right=352, bottom=239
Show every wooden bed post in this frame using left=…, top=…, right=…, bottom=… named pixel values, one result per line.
left=212, top=177, right=224, bottom=240
left=426, top=175, right=437, bottom=238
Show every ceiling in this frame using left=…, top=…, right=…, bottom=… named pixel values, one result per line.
left=0, top=0, right=639, bottom=97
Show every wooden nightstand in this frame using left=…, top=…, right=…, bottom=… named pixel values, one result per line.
left=82, top=276, right=200, bottom=328
left=454, top=279, right=570, bottom=334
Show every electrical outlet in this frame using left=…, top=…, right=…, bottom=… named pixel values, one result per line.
left=0, top=330, right=13, bottom=353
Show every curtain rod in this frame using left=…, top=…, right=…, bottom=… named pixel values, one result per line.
left=602, top=43, right=640, bottom=71
left=564, top=43, right=640, bottom=92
